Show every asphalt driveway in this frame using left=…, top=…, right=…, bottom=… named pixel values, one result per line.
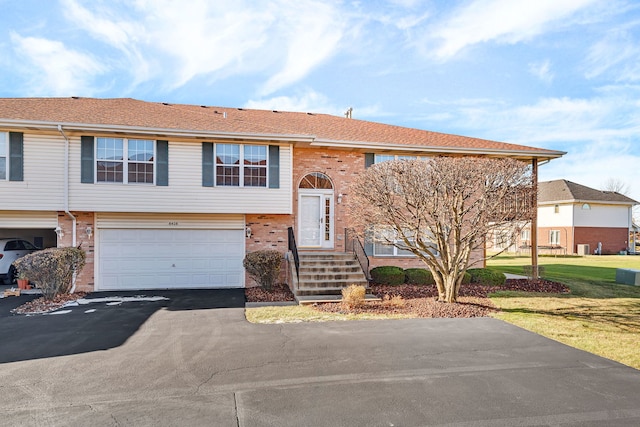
left=1, top=290, right=640, bottom=426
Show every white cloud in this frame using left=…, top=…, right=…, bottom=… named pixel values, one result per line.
left=61, top=0, right=149, bottom=87
left=245, top=89, right=387, bottom=119
left=9, top=32, right=105, bottom=96
left=426, top=0, right=599, bottom=60
left=584, top=28, right=640, bottom=81
left=258, top=1, right=346, bottom=95
left=245, top=90, right=337, bottom=113
left=529, top=59, right=554, bottom=83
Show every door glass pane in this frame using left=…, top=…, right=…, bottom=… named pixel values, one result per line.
left=324, top=198, right=331, bottom=241
left=300, top=195, right=321, bottom=246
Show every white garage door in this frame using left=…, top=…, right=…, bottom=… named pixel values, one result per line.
left=98, top=228, right=244, bottom=290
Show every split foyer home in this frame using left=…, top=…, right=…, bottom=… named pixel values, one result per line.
left=0, top=97, right=564, bottom=294
left=535, top=180, right=637, bottom=255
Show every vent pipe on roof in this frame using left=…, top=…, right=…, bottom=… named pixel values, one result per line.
left=344, top=107, right=353, bottom=119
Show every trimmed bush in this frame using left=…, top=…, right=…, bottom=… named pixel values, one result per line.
left=342, top=284, right=366, bottom=309
left=462, top=272, right=472, bottom=285
left=404, top=268, right=435, bottom=285
left=13, top=247, right=86, bottom=300
left=370, top=266, right=405, bottom=285
left=467, top=268, right=506, bottom=286
left=243, top=250, right=283, bottom=290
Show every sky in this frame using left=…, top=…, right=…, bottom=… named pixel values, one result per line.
left=1, top=0, right=639, bottom=204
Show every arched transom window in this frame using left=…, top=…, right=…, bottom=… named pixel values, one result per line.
left=299, top=172, right=333, bottom=189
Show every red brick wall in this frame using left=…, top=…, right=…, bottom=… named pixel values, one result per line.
left=292, top=146, right=365, bottom=252
left=57, top=211, right=95, bottom=292
left=574, top=227, right=629, bottom=255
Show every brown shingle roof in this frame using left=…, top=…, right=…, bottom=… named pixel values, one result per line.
left=0, top=97, right=564, bottom=158
left=539, top=179, right=638, bottom=205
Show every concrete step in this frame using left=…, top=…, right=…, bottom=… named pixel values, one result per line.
left=298, top=272, right=367, bottom=282
left=295, top=285, right=370, bottom=296
left=299, top=265, right=363, bottom=274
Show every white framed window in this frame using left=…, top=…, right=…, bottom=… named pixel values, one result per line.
left=0, top=132, right=6, bottom=180
left=215, top=143, right=267, bottom=187
left=96, top=137, right=155, bottom=184
left=550, top=230, right=560, bottom=245
left=372, top=228, right=435, bottom=257
left=521, top=229, right=530, bottom=242
left=374, top=154, right=425, bottom=163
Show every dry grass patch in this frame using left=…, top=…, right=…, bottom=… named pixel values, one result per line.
left=245, top=305, right=410, bottom=324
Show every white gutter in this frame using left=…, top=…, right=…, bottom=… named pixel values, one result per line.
left=0, top=119, right=315, bottom=143
left=57, top=124, right=78, bottom=293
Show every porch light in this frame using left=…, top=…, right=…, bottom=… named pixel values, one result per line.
left=54, top=226, right=64, bottom=239
left=246, top=227, right=252, bottom=238
left=337, top=193, right=343, bottom=204
left=86, top=226, right=93, bottom=239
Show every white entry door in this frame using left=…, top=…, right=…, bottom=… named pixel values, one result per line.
left=299, top=192, right=334, bottom=248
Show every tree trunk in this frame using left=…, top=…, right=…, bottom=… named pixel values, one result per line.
left=442, top=275, right=458, bottom=303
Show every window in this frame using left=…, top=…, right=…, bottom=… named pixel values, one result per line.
left=96, top=137, right=155, bottom=184
left=554, top=204, right=560, bottom=213
left=374, top=154, right=423, bottom=163
left=215, top=143, right=266, bottom=187
left=372, top=228, right=432, bottom=257
left=550, top=230, right=560, bottom=245
left=582, top=203, right=591, bottom=210
left=521, top=229, right=530, bottom=242
left=0, top=132, right=6, bottom=180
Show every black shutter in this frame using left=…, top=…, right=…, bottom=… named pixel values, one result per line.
left=156, top=140, right=168, bottom=186
left=80, top=136, right=94, bottom=183
left=364, top=153, right=374, bottom=168
left=202, top=142, right=214, bottom=187
left=268, top=145, right=280, bottom=189
left=8, top=132, right=23, bottom=181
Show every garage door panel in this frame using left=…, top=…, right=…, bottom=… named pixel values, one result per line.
left=98, top=228, right=245, bottom=290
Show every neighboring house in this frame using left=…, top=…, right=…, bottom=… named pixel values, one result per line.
left=513, top=180, right=637, bottom=255
left=0, top=97, right=564, bottom=292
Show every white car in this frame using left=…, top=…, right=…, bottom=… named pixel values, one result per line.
left=0, top=238, right=40, bottom=285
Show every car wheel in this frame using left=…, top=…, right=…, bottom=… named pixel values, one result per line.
left=6, top=265, right=17, bottom=286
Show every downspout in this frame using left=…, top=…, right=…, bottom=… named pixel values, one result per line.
left=58, top=125, right=78, bottom=292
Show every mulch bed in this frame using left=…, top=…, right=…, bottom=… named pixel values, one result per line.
left=247, top=279, right=570, bottom=319
left=11, top=292, right=88, bottom=315
left=245, top=282, right=296, bottom=302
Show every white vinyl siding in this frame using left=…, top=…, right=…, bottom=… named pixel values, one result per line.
left=0, top=210, right=58, bottom=228
left=574, top=204, right=632, bottom=227
left=70, top=138, right=292, bottom=213
left=0, top=134, right=65, bottom=210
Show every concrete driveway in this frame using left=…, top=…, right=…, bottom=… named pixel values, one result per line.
left=1, top=290, right=640, bottom=426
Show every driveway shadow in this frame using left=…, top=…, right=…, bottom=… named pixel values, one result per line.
left=0, top=289, right=245, bottom=364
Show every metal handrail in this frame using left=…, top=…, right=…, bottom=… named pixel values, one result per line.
left=345, top=228, right=370, bottom=281
left=287, top=227, right=300, bottom=280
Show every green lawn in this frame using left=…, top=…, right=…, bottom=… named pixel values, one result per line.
left=487, top=254, right=640, bottom=369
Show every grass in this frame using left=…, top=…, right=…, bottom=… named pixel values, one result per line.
left=487, top=254, right=640, bottom=369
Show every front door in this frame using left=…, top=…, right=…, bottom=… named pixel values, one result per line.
left=299, top=191, right=334, bottom=248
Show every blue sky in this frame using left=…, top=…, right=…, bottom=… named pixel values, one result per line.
left=1, top=0, right=638, bottom=203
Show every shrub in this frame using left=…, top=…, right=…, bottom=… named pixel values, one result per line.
left=243, top=250, right=283, bottom=290
left=467, top=268, right=506, bottom=286
left=342, top=284, right=366, bottom=309
left=370, top=266, right=405, bottom=285
left=13, top=247, right=86, bottom=300
left=462, top=272, right=472, bottom=285
left=382, top=294, right=405, bottom=308
left=404, top=268, right=434, bottom=285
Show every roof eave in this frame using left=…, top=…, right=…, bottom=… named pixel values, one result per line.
left=0, top=119, right=316, bottom=143
left=309, top=139, right=566, bottom=159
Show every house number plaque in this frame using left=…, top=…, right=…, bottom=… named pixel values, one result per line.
left=168, top=221, right=179, bottom=226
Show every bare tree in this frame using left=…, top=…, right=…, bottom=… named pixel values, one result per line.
left=348, top=157, right=534, bottom=303
left=602, top=178, right=629, bottom=195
